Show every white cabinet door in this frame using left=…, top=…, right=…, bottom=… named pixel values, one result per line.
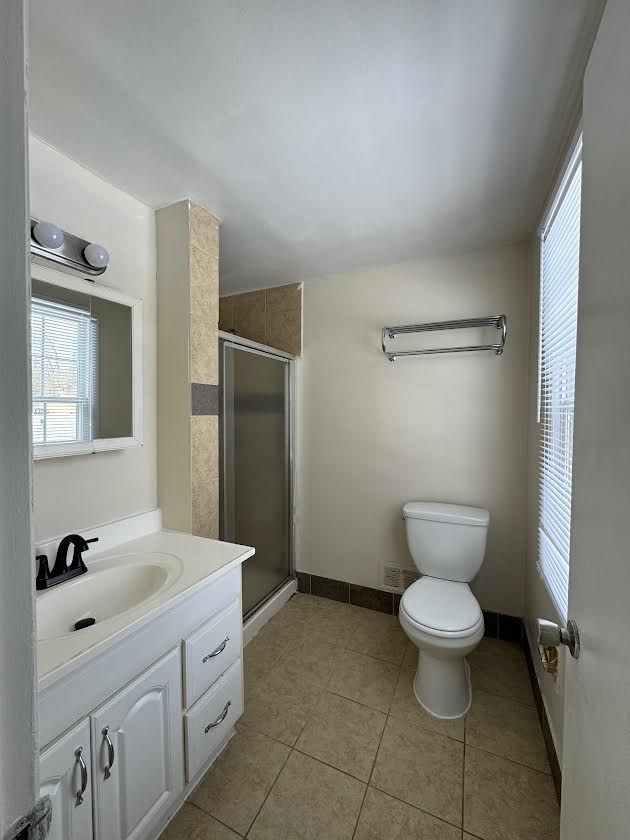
left=40, top=718, right=93, bottom=840
left=91, top=648, right=184, bottom=840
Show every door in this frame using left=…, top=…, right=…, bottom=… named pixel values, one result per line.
left=221, top=341, right=292, bottom=618
left=40, top=719, right=93, bottom=840
left=91, top=649, right=183, bottom=840
left=554, top=2, right=630, bottom=836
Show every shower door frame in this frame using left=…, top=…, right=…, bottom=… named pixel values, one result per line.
left=219, top=330, right=295, bottom=620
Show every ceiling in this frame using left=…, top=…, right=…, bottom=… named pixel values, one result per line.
left=28, top=1, right=597, bottom=293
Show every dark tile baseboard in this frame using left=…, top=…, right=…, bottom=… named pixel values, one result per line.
left=296, top=573, right=528, bottom=638
left=297, top=572, right=399, bottom=614
left=482, top=610, right=525, bottom=644
left=523, top=632, right=563, bottom=804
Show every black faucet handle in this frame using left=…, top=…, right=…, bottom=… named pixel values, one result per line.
left=36, top=554, right=50, bottom=590
left=86, top=537, right=99, bottom=546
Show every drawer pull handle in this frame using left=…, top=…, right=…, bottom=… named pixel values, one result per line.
left=74, top=746, right=88, bottom=806
left=203, top=637, right=230, bottom=663
left=205, top=701, right=231, bottom=734
left=102, top=726, right=115, bottom=780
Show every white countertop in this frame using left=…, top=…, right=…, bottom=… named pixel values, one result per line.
left=37, top=529, right=254, bottom=690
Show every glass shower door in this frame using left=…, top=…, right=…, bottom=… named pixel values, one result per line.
left=221, top=341, right=292, bottom=618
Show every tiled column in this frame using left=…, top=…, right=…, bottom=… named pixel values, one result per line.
left=156, top=200, right=220, bottom=539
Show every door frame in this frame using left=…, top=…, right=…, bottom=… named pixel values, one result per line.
left=218, top=330, right=296, bottom=618
left=0, top=0, right=38, bottom=836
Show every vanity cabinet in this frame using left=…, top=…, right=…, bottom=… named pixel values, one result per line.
left=38, top=557, right=247, bottom=840
left=91, top=648, right=184, bottom=840
left=40, top=718, right=93, bottom=840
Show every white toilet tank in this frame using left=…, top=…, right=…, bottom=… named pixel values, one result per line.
left=403, top=502, right=489, bottom=582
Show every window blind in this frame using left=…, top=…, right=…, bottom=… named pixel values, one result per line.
left=537, top=137, right=582, bottom=620
left=31, top=297, right=98, bottom=446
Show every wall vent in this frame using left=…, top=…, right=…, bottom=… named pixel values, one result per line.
left=382, top=564, right=419, bottom=593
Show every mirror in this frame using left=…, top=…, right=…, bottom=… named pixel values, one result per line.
left=31, top=266, right=142, bottom=458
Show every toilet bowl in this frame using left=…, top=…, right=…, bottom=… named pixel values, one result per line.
left=397, top=502, right=489, bottom=719
left=399, top=576, right=484, bottom=718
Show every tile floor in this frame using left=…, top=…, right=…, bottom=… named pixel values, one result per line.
left=161, top=594, right=560, bottom=840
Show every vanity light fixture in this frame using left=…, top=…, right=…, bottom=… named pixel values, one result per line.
left=84, top=242, right=110, bottom=269
left=33, top=220, right=64, bottom=250
left=30, top=218, right=110, bottom=277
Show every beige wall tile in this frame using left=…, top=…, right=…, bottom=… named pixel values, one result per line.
left=265, top=305, right=301, bottom=355
left=221, top=282, right=303, bottom=354
left=192, top=474, right=219, bottom=538
left=219, top=296, right=234, bottom=331
left=189, top=201, right=219, bottom=257
left=191, top=416, right=218, bottom=482
left=266, top=283, right=302, bottom=354
left=233, top=290, right=266, bottom=344
left=190, top=312, right=213, bottom=384
left=266, top=283, right=301, bottom=310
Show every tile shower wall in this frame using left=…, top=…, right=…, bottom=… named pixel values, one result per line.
left=219, top=283, right=302, bottom=355
left=156, top=200, right=220, bottom=538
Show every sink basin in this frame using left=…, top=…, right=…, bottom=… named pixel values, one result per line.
left=36, top=552, right=183, bottom=641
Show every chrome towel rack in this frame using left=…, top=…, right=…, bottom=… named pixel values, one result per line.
left=381, top=314, right=507, bottom=361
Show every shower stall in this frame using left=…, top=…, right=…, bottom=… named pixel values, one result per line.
left=219, top=333, right=294, bottom=620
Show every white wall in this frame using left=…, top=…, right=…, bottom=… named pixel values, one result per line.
left=297, top=243, right=531, bottom=617
left=29, top=136, right=157, bottom=541
left=0, top=1, right=37, bottom=832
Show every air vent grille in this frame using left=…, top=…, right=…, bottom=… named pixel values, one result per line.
left=382, top=564, right=419, bottom=593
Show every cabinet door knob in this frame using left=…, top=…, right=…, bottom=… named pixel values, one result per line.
left=74, top=746, right=88, bottom=806
left=102, top=726, right=115, bottom=780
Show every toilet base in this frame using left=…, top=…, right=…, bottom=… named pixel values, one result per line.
left=412, top=650, right=472, bottom=720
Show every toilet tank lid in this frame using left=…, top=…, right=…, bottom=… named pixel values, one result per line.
left=402, top=502, right=489, bottom=527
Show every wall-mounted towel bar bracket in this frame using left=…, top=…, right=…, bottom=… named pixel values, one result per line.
left=381, top=314, right=507, bottom=361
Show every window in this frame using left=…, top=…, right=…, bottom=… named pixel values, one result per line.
left=31, top=298, right=98, bottom=446
left=537, top=135, right=582, bottom=619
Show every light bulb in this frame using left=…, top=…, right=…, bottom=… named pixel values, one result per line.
left=84, top=243, right=110, bottom=269
left=33, top=221, right=64, bottom=250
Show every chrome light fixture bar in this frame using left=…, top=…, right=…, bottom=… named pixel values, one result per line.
left=381, top=314, right=507, bottom=361
left=30, top=218, right=109, bottom=277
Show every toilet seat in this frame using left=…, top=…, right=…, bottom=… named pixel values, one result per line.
left=400, top=576, right=483, bottom=639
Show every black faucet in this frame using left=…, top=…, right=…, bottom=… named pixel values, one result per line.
left=36, top=534, right=99, bottom=590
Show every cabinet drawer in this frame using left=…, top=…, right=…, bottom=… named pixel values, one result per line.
left=185, top=658, right=243, bottom=782
left=183, top=598, right=242, bottom=707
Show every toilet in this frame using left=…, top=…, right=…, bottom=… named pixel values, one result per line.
left=398, top=502, right=489, bottom=720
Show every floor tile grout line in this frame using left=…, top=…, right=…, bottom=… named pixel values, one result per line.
left=464, top=742, right=553, bottom=777
left=187, top=799, right=245, bottom=837
left=243, top=740, right=294, bottom=839
left=240, top=702, right=552, bottom=782
left=462, top=715, right=467, bottom=831
left=366, top=781, right=466, bottom=833
left=350, top=782, right=369, bottom=840
left=351, top=696, right=392, bottom=840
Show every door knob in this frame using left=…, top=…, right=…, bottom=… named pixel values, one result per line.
left=536, top=618, right=580, bottom=660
